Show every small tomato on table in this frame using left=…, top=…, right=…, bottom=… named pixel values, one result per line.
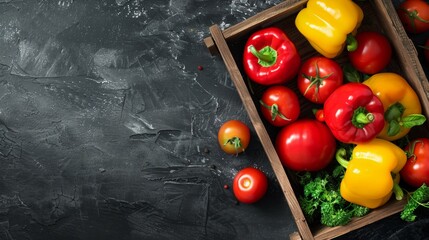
left=401, top=138, right=429, bottom=188
left=243, top=27, right=301, bottom=85
left=259, top=85, right=300, bottom=127
left=297, top=56, right=343, bottom=104
left=233, top=167, right=268, bottom=204
left=218, top=120, right=250, bottom=155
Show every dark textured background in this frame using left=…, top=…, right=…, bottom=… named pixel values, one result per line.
left=0, top=0, right=428, bottom=239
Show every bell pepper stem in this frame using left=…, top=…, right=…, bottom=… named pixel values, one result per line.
left=346, top=34, right=358, bottom=52
left=336, top=148, right=349, bottom=169
left=248, top=45, right=277, bottom=67
left=355, top=112, right=374, bottom=124
left=393, top=183, right=404, bottom=201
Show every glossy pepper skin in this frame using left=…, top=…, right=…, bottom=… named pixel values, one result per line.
left=295, top=0, right=364, bottom=58
left=323, top=83, right=385, bottom=144
left=337, top=138, right=407, bottom=209
left=363, top=73, right=426, bottom=141
left=243, top=27, right=301, bottom=86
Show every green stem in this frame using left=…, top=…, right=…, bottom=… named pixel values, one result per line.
left=224, top=137, right=242, bottom=155
left=393, top=183, right=404, bottom=201
left=249, top=45, right=277, bottom=67
left=336, top=148, right=349, bottom=169
left=346, top=34, right=358, bottom=52
left=260, top=100, right=289, bottom=121
left=355, top=112, right=374, bottom=125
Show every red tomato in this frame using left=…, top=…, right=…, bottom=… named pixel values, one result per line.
left=314, top=109, right=325, bottom=122
left=297, top=56, right=343, bottom=104
left=400, top=138, right=429, bottom=188
left=397, top=0, right=429, bottom=34
left=260, top=85, right=300, bottom=127
left=275, top=119, right=336, bottom=171
left=233, top=167, right=268, bottom=204
left=348, top=31, right=392, bottom=75
left=218, top=120, right=251, bottom=155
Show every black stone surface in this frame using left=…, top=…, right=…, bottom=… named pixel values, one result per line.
left=0, top=0, right=427, bottom=240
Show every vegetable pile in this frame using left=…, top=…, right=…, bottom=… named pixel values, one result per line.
left=216, top=0, right=429, bottom=228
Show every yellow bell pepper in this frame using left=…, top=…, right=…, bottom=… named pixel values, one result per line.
left=363, top=73, right=427, bottom=141
left=295, top=0, right=364, bottom=58
left=336, top=138, right=407, bottom=209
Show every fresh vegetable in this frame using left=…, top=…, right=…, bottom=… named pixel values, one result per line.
left=363, top=72, right=426, bottom=141
left=313, top=109, right=325, bottom=122
left=295, top=0, right=363, bottom=58
left=298, top=168, right=370, bottom=227
left=275, top=119, right=336, bottom=171
left=297, top=56, right=343, bottom=104
left=401, top=138, right=429, bottom=188
left=336, top=138, right=407, bottom=209
left=348, top=31, right=392, bottom=75
left=259, top=85, right=300, bottom=127
left=400, top=183, right=429, bottom=222
left=323, top=83, right=385, bottom=144
left=217, top=120, right=250, bottom=155
left=243, top=27, right=301, bottom=85
left=233, top=167, right=268, bottom=204
left=397, top=0, right=429, bottom=34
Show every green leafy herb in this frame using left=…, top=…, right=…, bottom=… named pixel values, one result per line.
left=400, top=184, right=429, bottom=222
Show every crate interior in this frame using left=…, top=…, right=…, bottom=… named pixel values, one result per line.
left=221, top=0, right=429, bottom=235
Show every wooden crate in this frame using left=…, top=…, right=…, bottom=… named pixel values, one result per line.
left=205, top=0, right=429, bottom=239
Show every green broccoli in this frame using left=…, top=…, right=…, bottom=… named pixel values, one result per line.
left=400, top=184, right=429, bottom=222
left=298, top=169, right=370, bottom=227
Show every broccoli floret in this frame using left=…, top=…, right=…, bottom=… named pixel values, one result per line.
left=401, top=184, right=429, bottom=222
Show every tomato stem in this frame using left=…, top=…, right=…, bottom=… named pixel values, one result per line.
left=224, top=137, right=243, bottom=155
left=302, top=61, right=333, bottom=101
left=259, top=100, right=290, bottom=121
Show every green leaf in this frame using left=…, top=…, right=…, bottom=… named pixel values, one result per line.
left=387, top=119, right=401, bottom=136
left=401, top=114, right=427, bottom=128
left=343, top=63, right=362, bottom=83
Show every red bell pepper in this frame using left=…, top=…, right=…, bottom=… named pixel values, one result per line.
left=323, top=83, right=385, bottom=144
left=243, top=27, right=301, bottom=86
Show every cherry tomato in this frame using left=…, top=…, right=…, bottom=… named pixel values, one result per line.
left=233, top=167, right=268, bottom=204
left=259, top=85, right=300, bottom=127
left=217, top=120, right=251, bottom=155
left=397, top=0, right=429, bottom=34
left=297, top=56, right=343, bottom=104
left=400, top=138, right=429, bottom=188
left=313, top=109, right=325, bottom=122
left=275, top=119, right=336, bottom=171
left=348, top=31, right=392, bottom=75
